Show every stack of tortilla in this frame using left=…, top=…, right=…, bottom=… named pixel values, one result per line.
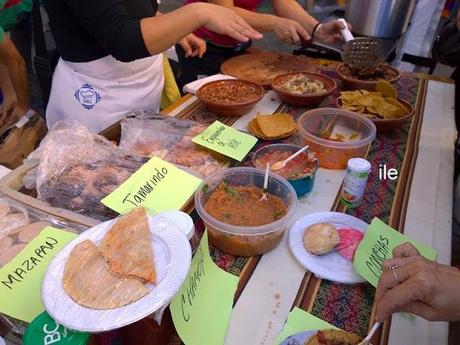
left=249, top=113, right=297, bottom=140
left=62, top=208, right=156, bottom=310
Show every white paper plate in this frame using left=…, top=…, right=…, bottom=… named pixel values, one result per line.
left=289, top=212, right=368, bottom=284
left=280, top=330, right=317, bottom=345
left=42, top=215, right=192, bottom=332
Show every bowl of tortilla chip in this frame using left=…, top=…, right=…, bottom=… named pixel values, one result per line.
left=197, top=79, right=264, bottom=117
left=271, top=72, right=337, bottom=106
left=337, top=82, right=414, bottom=131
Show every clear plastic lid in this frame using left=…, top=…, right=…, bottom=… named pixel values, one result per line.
left=297, top=108, right=376, bottom=149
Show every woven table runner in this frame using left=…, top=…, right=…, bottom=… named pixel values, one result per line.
left=168, top=67, right=427, bottom=344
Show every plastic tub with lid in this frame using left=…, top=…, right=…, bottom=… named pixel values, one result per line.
left=194, top=167, right=297, bottom=256
left=297, top=108, right=376, bottom=169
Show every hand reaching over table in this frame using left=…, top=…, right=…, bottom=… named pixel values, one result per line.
left=314, top=19, right=352, bottom=44
left=375, top=243, right=460, bottom=322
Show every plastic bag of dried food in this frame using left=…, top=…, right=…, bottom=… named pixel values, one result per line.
left=119, top=111, right=229, bottom=178
left=0, top=196, right=87, bottom=340
left=23, top=121, right=147, bottom=220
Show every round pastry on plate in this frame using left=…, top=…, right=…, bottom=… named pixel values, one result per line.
left=306, top=329, right=362, bottom=345
left=302, top=223, right=340, bottom=255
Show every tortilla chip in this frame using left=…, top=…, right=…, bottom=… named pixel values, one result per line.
left=376, top=79, right=398, bottom=99
left=63, top=240, right=148, bottom=310
left=256, top=113, right=296, bottom=138
left=100, top=208, right=156, bottom=284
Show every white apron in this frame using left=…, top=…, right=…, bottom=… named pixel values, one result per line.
left=46, top=54, right=164, bottom=133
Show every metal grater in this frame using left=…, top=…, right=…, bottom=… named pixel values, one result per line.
left=338, top=19, right=383, bottom=70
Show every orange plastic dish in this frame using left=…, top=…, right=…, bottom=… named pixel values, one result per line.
left=297, top=108, right=376, bottom=169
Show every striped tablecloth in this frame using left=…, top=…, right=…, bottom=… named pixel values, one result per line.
left=163, top=66, right=456, bottom=345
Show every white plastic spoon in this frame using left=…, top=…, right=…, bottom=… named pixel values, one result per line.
left=271, top=145, right=309, bottom=171
left=358, top=322, right=381, bottom=345
left=259, top=163, right=270, bottom=201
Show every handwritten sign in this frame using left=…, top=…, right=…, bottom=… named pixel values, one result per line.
left=170, top=230, right=239, bottom=345
left=0, top=227, right=77, bottom=323
left=353, top=218, right=437, bottom=287
left=192, top=121, right=257, bottom=161
left=102, top=156, right=202, bottom=215
left=275, top=307, right=338, bottom=344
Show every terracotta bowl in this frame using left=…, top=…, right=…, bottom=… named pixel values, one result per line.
left=271, top=72, right=337, bottom=107
left=336, top=98, right=414, bottom=131
left=336, top=63, right=401, bottom=91
left=196, top=79, right=265, bottom=117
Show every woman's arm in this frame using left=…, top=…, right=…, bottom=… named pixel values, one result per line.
left=0, top=36, right=29, bottom=125
left=208, top=0, right=309, bottom=43
left=62, top=0, right=261, bottom=62
left=142, top=3, right=262, bottom=54
left=272, top=0, right=349, bottom=44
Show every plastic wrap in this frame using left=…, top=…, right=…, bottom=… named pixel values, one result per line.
left=42, top=210, right=192, bottom=332
left=23, top=121, right=147, bottom=220
left=0, top=195, right=87, bottom=340
left=289, top=212, right=368, bottom=284
left=119, top=111, right=229, bottom=178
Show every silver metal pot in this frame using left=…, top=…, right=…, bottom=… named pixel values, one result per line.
left=345, top=0, right=417, bottom=38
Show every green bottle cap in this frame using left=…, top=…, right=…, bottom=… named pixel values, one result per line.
left=24, top=312, right=90, bottom=345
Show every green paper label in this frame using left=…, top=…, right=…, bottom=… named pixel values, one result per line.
left=192, top=121, right=257, bottom=161
left=353, top=218, right=437, bottom=287
left=275, top=307, right=338, bottom=344
left=101, top=156, right=202, bottom=215
left=170, top=230, right=239, bottom=345
left=0, top=227, right=77, bottom=323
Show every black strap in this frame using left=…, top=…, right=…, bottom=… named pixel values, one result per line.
left=32, top=0, right=48, bottom=59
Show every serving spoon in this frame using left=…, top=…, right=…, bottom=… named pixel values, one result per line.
left=271, top=145, right=309, bottom=171
left=357, top=322, right=381, bottom=345
left=259, top=163, right=270, bottom=201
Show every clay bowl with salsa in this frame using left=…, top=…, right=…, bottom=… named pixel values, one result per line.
left=253, top=144, right=319, bottom=198
left=271, top=72, right=337, bottom=107
left=194, top=167, right=297, bottom=256
left=196, top=79, right=265, bottom=117
left=336, top=63, right=401, bottom=91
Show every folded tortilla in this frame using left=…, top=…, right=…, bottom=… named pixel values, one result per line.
left=63, top=240, right=148, bottom=310
left=100, top=208, right=156, bottom=283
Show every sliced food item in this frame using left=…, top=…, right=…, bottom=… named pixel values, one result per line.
left=0, top=243, right=27, bottom=265
left=303, top=223, right=340, bottom=255
left=100, top=208, right=156, bottom=284
left=18, top=221, right=51, bottom=243
left=306, top=329, right=362, bottom=345
left=63, top=240, right=149, bottom=310
left=0, top=213, right=29, bottom=237
left=335, top=228, right=364, bottom=261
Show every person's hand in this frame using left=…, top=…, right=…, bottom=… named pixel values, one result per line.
left=200, top=3, right=263, bottom=42
left=314, top=19, right=351, bottom=44
left=375, top=254, right=460, bottom=322
left=271, top=17, right=310, bottom=45
left=178, top=33, right=206, bottom=58
left=392, top=242, right=421, bottom=259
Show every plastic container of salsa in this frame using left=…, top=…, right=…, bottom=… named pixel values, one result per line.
left=194, top=167, right=297, bottom=256
left=297, top=108, right=376, bottom=169
left=252, top=144, right=318, bottom=198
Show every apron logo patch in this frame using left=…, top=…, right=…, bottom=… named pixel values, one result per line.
left=74, top=84, right=102, bottom=110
